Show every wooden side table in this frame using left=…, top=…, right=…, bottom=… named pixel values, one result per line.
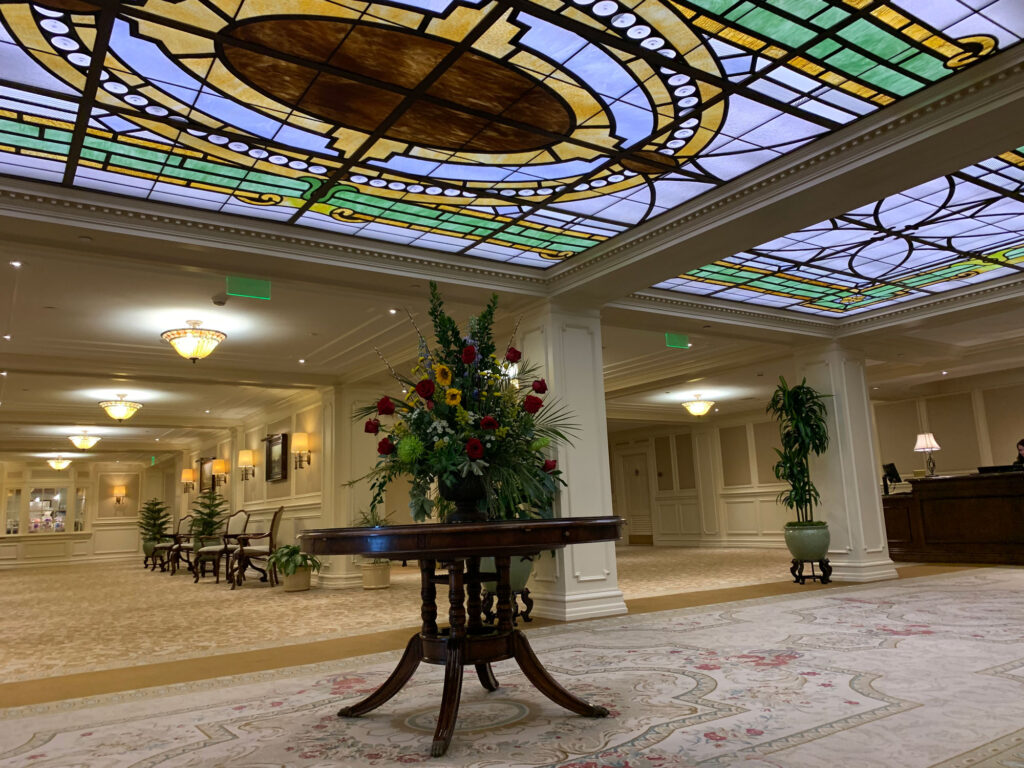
left=299, top=516, right=621, bottom=757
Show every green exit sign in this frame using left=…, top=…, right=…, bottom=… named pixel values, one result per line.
left=151, top=455, right=157, bottom=466
left=665, top=333, right=690, bottom=349
left=226, top=276, right=271, bottom=300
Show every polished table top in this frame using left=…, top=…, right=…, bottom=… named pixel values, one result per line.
left=299, top=516, right=622, bottom=559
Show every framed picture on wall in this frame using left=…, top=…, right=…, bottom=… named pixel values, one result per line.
left=199, top=458, right=214, bottom=493
left=266, top=433, right=288, bottom=482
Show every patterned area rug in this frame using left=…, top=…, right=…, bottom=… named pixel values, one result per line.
left=3, top=568, right=1024, bottom=767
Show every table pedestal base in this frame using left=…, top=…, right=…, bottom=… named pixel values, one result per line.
left=337, top=556, right=607, bottom=757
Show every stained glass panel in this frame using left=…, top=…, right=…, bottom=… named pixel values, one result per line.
left=0, top=0, right=1019, bottom=271
left=657, top=147, right=1024, bottom=314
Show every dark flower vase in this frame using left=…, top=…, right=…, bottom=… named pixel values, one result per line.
left=440, top=476, right=488, bottom=523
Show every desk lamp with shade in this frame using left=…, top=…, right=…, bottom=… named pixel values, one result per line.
left=914, top=432, right=941, bottom=476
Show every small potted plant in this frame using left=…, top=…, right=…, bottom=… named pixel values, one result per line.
left=355, top=507, right=392, bottom=589
left=267, top=544, right=322, bottom=592
left=189, top=487, right=227, bottom=548
left=766, top=376, right=832, bottom=569
left=137, top=497, right=171, bottom=569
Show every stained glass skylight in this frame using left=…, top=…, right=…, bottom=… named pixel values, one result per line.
left=655, top=145, right=1024, bottom=315
left=0, top=0, right=1021, bottom=269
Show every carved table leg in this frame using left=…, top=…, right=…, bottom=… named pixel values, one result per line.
left=466, top=556, right=483, bottom=634
left=432, top=560, right=466, bottom=757
left=420, top=559, right=438, bottom=636
left=511, top=630, right=608, bottom=717
left=520, top=587, right=534, bottom=622
left=481, top=591, right=495, bottom=623
left=476, top=663, right=499, bottom=691
left=338, top=633, right=423, bottom=717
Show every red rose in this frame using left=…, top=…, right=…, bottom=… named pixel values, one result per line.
left=415, top=379, right=435, bottom=399
left=523, top=394, right=543, bottom=414
left=465, top=438, right=484, bottom=460
left=480, top=416, right=499, bottom=430
left=543, top=459, right=557, bottom=473
left=376, top=396, right=395, bottom=415
left=377, top=438, right=395, bottom=455
left=532, top=378, right=547, bottom=394
left=426, top=400, right=435, bottom=411
left=364, top=418, right=380, bottom=434
left=462, top=345, right=477, bottom=364
left=505, top=347, right=522, bottom=363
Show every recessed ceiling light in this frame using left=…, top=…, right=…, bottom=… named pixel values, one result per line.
left=9, top=260, right=21, bottom=268
left=714, top=407, right=719, bottom=412
left=2, top=335, right=10, bottom=340
left=204, top=409, right=211, bottom=414
left=0, top=371, right=6, bottom=376
left=941, top=370, right=948, bottom=375
left=872, top=386, right=879, bottom=390
left=388, top=308, right=398, bottom=315
left=298, top=358, right=305, bottom=364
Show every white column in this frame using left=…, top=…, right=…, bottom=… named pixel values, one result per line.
left=798, top=344, right=898, bottom=582
left=520, top=302, right=627, bottom=621
left=314, top=385, right=379, bottom=589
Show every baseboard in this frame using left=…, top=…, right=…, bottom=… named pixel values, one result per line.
left=529, top=588, right=628, bottom=622
left=828, top=557, right=899, bottom=582
left=314, top=572, right=363, bottom=590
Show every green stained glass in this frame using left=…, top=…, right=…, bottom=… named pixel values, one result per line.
left=730, top=7, right=818, bottom=47
left=810, top=6, right=848, bottom=30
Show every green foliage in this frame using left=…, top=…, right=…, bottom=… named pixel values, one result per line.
left=766, top=376, right=832, bottom=524
left=189, top=487, right=227, bottom=539
left=785, top=519, right=828, bottom=527
left=267, top=544, right=322, bottom=576
left=353, top=282, right=575, bottom=522
left=137, top=497, right=171, bottom=542
left=355, top=507, right=393, bottom=528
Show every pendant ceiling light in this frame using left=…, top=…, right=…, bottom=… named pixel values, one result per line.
left=100, top=394, right=143, bottom=422
left=682, top=396, right=715, bottom=417
left=47, top=456, right=71, bottom=470
left=68, top=431, right=100, bottom=450
left=161, top=320, right=226, bottom=363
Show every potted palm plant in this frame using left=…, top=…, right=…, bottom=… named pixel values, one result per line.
left=766, top=376, right=832, bottom=567
left=355, top=508, right=392, bottom=589
left=267, top=544, right=322, bottom=592
left=137, top=497, right=171, bottom=568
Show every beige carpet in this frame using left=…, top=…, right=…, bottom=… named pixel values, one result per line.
left=0, top=547, right=794, bottom=682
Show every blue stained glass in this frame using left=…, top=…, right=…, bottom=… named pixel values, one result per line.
left=516, top=13, right=588, bottom=65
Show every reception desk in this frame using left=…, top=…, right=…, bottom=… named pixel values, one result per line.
left=882, top=472, right=1024, bottom=564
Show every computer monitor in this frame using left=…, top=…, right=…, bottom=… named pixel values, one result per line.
left=977, top=465, right=1019, bottom=474
left=881, top=463, right=901, bottom=495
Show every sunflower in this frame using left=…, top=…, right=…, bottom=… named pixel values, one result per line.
left=445, top=388, right=462, bottom=406
left=435, top=364, right=453, bottom=387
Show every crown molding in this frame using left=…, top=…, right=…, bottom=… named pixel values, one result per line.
left=611, top=291, right=837, bottom=336
left=0, top=180, right=549, bottom=295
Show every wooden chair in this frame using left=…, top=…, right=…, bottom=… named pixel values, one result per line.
left=229, top=506, right=285, bottom=589
left=156, top=515, right=193, bottom=575
left=194, top=509, right=249, bottom=583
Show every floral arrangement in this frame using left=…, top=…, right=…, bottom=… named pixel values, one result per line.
left=355, top=283, right=574, bottom=522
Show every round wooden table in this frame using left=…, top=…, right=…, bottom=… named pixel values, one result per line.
left=299, top=516, right=622, bottom=757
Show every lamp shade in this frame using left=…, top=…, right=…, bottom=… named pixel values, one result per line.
left=68, top=432, right=100, bottom=450
left=180, top=469, right=195, bottom=484
left=682, top=397, right=715, bottom=417
left=112, top=485, right=126, bottom=497
left=291, top=432, right=309, bottom=453
left=99, top=394, right=142, bottom=422
left=913, top=433, right=941, bottom=452
left=237, top=449, right=255, bottom=468
left=212, top=459, right=228, bottom=475
left=47, top=456, right=71, bottom=470
left=161, top=320, right=226, bottom=362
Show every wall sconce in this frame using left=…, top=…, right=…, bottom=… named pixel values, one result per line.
left=180, top=468, right=195, bottom=493
left=212, top=458, right=229, bottom=486
left=291, top=432, right=311, bottom=469
left=238, top=449, right=255, bottom=481
left=113, top=485, right=126, bottom=505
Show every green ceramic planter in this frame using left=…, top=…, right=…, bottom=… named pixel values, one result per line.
left=480, top=555, right=534, bottom=592
left=784, top=523, right=830, bottom=561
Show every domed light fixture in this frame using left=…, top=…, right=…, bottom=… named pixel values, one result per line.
left=68, top=431, right=100, bottom=450
left=47, top=456, right=72, bottom=470
left=682, top=395, right=715, bottom=417
left=100, top=394, right=143, bottom=422
left=161, top=320, right=226, bottom=363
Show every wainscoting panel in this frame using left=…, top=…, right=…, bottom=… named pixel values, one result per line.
left=652, top=493, right=702, bottom=545
left=724, top=499, right=758, bottom=535
left=92, top=526, right=141, bottom=556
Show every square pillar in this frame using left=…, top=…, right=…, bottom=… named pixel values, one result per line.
left=798, top=345, right=897, bottom=582
left=520, top=303, right=627, bottom=620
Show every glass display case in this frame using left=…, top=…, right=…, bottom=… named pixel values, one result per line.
left=28, top=486, right=69, bottom=533
left=5, top=488, right=20, bottom=534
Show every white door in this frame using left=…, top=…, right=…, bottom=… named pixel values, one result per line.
left=620, top=452, right=652, bottom=544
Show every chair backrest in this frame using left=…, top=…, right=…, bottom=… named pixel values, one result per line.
left=175, top=515, right=193, bottom=535
left=267, top=506, right=285, bottom=551
left=225, top=509, right=249, bottom=536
